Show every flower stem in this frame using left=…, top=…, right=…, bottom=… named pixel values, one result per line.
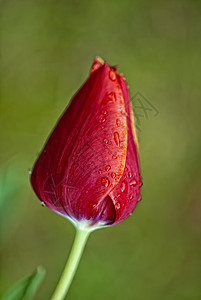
left=51, top=228, right=90, bottom=300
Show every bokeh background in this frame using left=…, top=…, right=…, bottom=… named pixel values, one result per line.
left=1, top=0, right=201, bottom=299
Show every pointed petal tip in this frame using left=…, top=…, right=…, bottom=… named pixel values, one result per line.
left=91, top=57, right=124, bottom=79
left=95, top=56, right=104, bottom=64
left=90, top=56, right=105, bottom=74
left=91, top=57, right=120, bottom=75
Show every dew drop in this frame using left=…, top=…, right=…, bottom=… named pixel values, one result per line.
left=102, top=92, right=116, bottom=105
left=116, top=202, right=121, bottom=209
left=104, top=138, right=109, bottom=144
left=111, top=172, right=116, bottom=178
left=129, top=179, right=138, bottom=186
left=99, top=116, right=106, bottom=123
left=105, top=165, right=111, bottom=171
left=28, top=168, right=33, bottom=174
left=41, top=202, right=46, bottom=207
left=109, top=70, right=116, bottom=81
left=120, top=180, right=128, bottom=193
left=114, top=132, right=120, bottom=147
left=101, top=109, right=107, bottom=115
left=101, top=177, right=110, bottom=187
left=128, top=172, right=132, bottom=178
left=129, top=194, right=133, bottom=200
left=112, top=155, right=117, bottom=159
left=116, top=119, right=121, bottom=127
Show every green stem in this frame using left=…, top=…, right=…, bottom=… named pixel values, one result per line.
left=51, top=228, right=90, bottom=300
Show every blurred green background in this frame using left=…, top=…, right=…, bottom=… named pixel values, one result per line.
left=1, top=0, right=201, bottom=299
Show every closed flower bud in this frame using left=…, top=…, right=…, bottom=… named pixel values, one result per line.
left=31, top=57, right=142, bottom=230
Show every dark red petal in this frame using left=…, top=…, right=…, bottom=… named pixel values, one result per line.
left=31, top=60, right=128, bottom=225
left=109, top=74, right=142, bottom=224
left=87, top=195, right=116, bottom=225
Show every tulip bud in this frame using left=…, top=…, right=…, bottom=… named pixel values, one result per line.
left=31, top=57, right=142, bottom=230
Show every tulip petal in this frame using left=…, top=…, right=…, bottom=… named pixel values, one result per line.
left=109, top=74, right=142, bottom=224
left=90, top=56, right=104, bottom=74
left=31, top=60, right=128, bottom=225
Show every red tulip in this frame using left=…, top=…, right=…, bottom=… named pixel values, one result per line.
left=31, top=57, right=142, bottom=229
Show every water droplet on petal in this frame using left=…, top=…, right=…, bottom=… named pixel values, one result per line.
left=116, top=202, right=121, bottom=209
left=101, top=109, right=107, bottom=115
left=112, top=155, right=117, bottom=159
left=114, top=132, right=120, bottom=147
left=102, top=92, right=116, bottom=105
left=111, top=172, right=116, bottom=178
left=129, top=194, right=133, bottom=199
left=99, top=116, right=106, bottom=123
left=109, top=70, right=116, bottom=81
left=116, top=119, right=121, bottom=127
left=101, top=177, right=110, bottom=187
left=128, top=172, right=132, bottom=178
left=105, top=165, right=111, bottom=171
left=120, top=180, right=128, bottom=193
left=104, top=138, right=109, bottom=144
left=41, top=202, right=46, bottom=207
left=129, top=179, right=138, bottom=186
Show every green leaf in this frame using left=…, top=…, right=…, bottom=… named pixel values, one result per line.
left=1, top=266, right=46, bottom=300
